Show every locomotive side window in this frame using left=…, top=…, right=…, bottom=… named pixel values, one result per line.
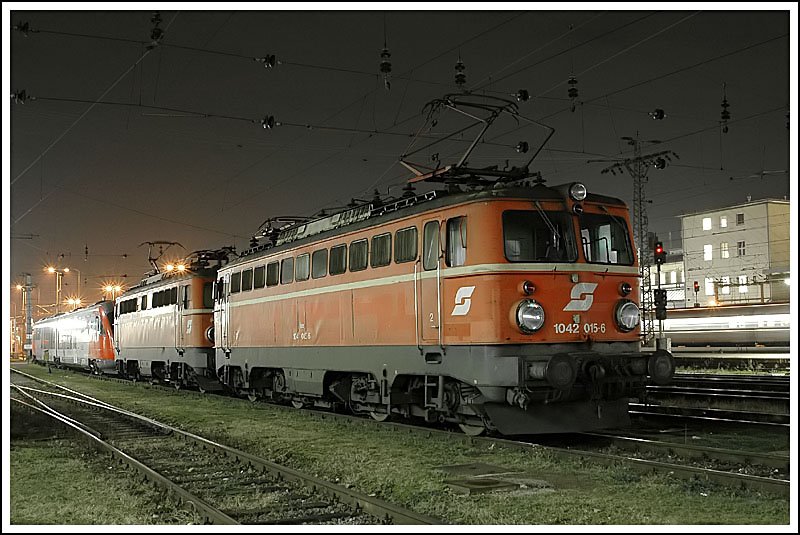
left=141, top=295, right=148, bottom=310
left=241, top=269, right=253, bottom=291
left=423, top=221, right=440, bottom=270
left=296, top=254, right=310, bottom=281
left=267, top=262, right=279, bottom=286
left=503, top=210, right=577, bottom=263
left=329, top=245, right=347, bottom=275
left=446, top=216, right=467, bottom=267
left=371, top=233, right=391, bottom=268
left=395, top=227, right=418, bottom=263
left=170, top=286, right=178, bottom=305
left=281, top=257, right=295, bottom=284
left=253, top=265, right=266, bottom=289
left=231, top=272, right=241, bottom=294
left=182, top=285, right=191, bottom=308
left=312, top=249, right=328, bottom=279
left=579, top=212, right=634, bottom=265
left=349, top=240, right=368, bottom=272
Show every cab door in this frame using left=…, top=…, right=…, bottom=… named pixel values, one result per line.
left=216, top=274, right=230, bottom=352
left=419, top=219, right=442, bottom=346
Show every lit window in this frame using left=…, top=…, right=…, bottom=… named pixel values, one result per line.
left=670, top=271, right=677, bottom=284
left=721, top=242, right=729, bottom=259
left=721, top=276, right=730, bottom=295
left=720, top=216, right=727, bottom=228
left=659, top=271, right=666, bottom=285
left=737, top=241, right=746, bottom=256
left=704, top=277, right=714, bottom=296
left=704, top=244, right=712, bottom=261
left=738, top=275, right=748, bottom=293
left=702, top=217, right=712, bottom=230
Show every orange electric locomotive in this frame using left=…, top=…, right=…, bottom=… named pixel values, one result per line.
left=113, top=248, right=233, bottom=390
left=212, top=94, right=675, bottom=435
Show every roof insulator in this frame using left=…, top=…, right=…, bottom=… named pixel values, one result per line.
left=261, top=115, right=276, bottom=129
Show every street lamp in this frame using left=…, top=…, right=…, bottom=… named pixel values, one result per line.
left=63, top=267, right=82, bottom=299
left=66, top=297, right=82, bottom=311
left=46, top=266, right=64, bottom=314
left=103, top=284, right=123, bottom=301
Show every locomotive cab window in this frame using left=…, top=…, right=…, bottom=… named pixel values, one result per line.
left=296, top=254, right=310, bottom=281
left=182, top=285, right=191, bottom=308
left=267, top=262, right=279, bottom=287
left=281, top=257, right=294, bottom=284
left=446, top=216, right=467, bottom=267
left=253, top=265, right=266, bottom=289
left=423, top=221, right=440, bottom=270
left=231, top=272, right=241, bottom=293
left=203, top=283, right=213, bottom=308
left=241, top=269, right=253, bottom=292
left=312, top=249, right=328, bottom=279
left=330, top=245, right=347, bottom=275
left=371, top=233, right=391, bottom=268
left=503, top=210, right=577, bottom=262
left=579, top=211, right=634, bottom=265
left=349, top=240, right=368, bottom=272
left=395, top=227, right=418, bottom=263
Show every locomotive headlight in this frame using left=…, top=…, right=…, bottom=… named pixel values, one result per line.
left=205, top=326, right=215, bottom=343
left=516, top=299, right=545, bottom=333
left=569, top=182, right=587, bottom=201
left=615, top=300, right=640, bottom=332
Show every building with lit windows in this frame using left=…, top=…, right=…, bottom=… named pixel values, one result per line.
left=679, top=198, right=790, bottom=307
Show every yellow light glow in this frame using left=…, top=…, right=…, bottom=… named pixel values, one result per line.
left=63, top=267, right=70, bottom=273
left=707, top=299, right=718, bottom=307
left=16, top=285, right=23, bottom=290
left=47, top=266, right=56, bottom=273
left=176, top=264, right=186, bottom=272
left=165, top=264, right=175, bottom=272
left=114, top=285, right=122, bottom=292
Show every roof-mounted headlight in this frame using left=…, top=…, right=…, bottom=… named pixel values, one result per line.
left=569, top=182, right=587, bottom=201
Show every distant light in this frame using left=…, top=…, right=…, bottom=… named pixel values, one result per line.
left=707, top=299, right=718, bottom=307
left=104, top=285, right=114, bottom=293
left=63, top=267, right=70, bottom=273
left=47, top=266, right=56, bottom=273
left=16, top=284, right=23, bottom=290
left=165, top=264, right=175, bottom=272
left=176, top=264, right=186, bottom=272
left=784, top=278, right=790, bottom=286
left=114, top=285, right=122, bottom=292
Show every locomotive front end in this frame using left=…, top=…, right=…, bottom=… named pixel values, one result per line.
left=442, top=181, right=675, bottom=435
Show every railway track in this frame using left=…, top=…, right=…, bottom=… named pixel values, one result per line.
left=10, top=368, right=440, bottom=526
left=629, top=403, right=790, bottom=427
left=12, top=364, right=789, bottom=498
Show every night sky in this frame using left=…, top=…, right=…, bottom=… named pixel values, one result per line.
left=4, top=5, right=796, bottom=313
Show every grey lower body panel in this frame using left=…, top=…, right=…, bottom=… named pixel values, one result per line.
left=484, top=398, right=630, bottom=435
left=217, top=344, right=523, bottom=402
left=118, top=346, right=215, bottom=377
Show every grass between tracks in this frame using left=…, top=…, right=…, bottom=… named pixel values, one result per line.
left=10, top=438, right=200, bottom=525
left=11, top=364, right=790, bottom=525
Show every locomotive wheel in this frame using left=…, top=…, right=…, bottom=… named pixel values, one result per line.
left=173, top=381, right=182, bottom=391
left=291, top=400, right=304, bottom=409
left=247, top=391, right=259, bottom=403
left=458, top=423, right=486, bottom=436
left=197, top=385, right=207, bottom=394
left=369, top=411, right=390, bottom=422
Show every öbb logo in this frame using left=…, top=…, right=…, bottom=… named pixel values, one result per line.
left=451, top=286, right=476, bottom=316
left=563, top=282, right=598, bottom=311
